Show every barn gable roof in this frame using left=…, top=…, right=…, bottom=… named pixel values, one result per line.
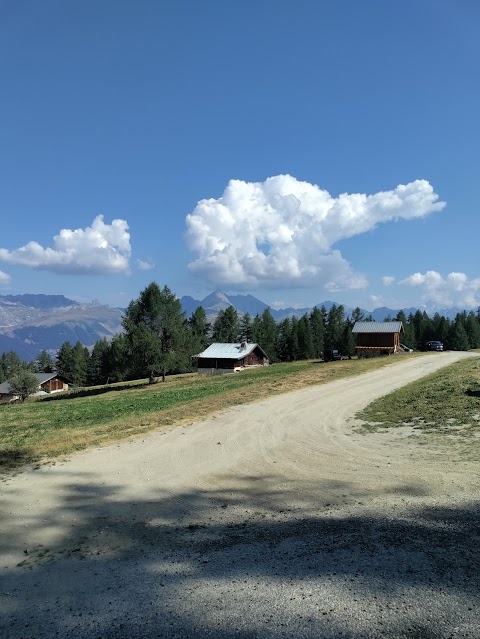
left=195, top=342, right=268, bottom=360
left=352, top=321, right=404, bottom=334
left=0, top=372, right=70, bottom=395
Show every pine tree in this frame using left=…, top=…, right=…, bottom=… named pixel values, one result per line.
left=123, top=282, right=188, bottom=382
left=259, top=308, right=278, bottom=362
left=351, top=307, right=365, bottom=324
left=342, top=324, right=356, bottom=358
left=251, top=314, right=263, bottom=344
left=106, top=334, right=128, bottom=382
left=297, top=314, right=314, bottom=360
left=1, top=351, right=22, bottom=379
left=240, top=312, right=253, bottom=343
left=450, top=320, right=470, bottom=351
left=71, top=341, right=89, bottom=387
left=189, top=306, right=210, bottom=352
left=287, top=316, right=300, bottom=361
left=275, top=318, right=291, bottom=362
left=56, top=342, right=74, bottom=380
left=212, top=306, right=240, bottom=343
left=397, top=311, right=416, bottom=349
left=36, top=350, right=55, bottom=373
left=465, top=312, right=480, bottom=348
left=88, top=338, right=111, bottom=386
left=325, top=304, right=345, bottom=348
left=309, top=307, right=325, bottom=358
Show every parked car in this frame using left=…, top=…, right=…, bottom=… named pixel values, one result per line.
left=324, top=348, right=342, bottom=362
left=424, top=340, right=444, bottom=351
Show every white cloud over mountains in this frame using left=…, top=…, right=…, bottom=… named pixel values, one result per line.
left=185, top=175, right=445, bottom=290
left=0, top=270, right=11, bottom=284
left=400, top=270, right=480, bottom=308
left=0, top=215, right=131, bottom=275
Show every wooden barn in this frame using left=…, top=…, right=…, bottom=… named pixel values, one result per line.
left=195, top=342, right=269, bottom=374
left=0, top=372, right=70, bottom=403
left=352, top=321, right=404, bottom=357
left=35, top=372, right=70, bottom=393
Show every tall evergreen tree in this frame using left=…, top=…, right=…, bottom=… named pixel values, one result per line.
left=341, top=324, right=356, bottom=358
left=309, top=307, right=325, bottom=358
left=351, top=307, right=365, bottom=324
left=36, top=350, right=55, bottom=373
left=450, top=320, right=470, bottom=351
left=251, top=314, right=263, bottom=344
left=1, top=351, right=22, bottom=379
left=412, top=310, right=430, bottom=348
left=396, top=311, right=416, bottom=349
left=56, top=341, right=74, bottom=379
left=297, top=314, right=314, bottom=360
left=259, top=308, right=278, bottom=362
left=88, top=338, right=111, bottom=386
left=325, top=304, right=345, bottom=348
left=71, top=341, right=89, bottom=387
left=275, top=318, right=291, bottom=362
left=106, top=334, right=128, bottom=383
left=123, top=282, right=188, bottom=382
left=240, top=312, right=253, bottom=343
left=465, top=311, right=480, bottom=348
left=287, top=316, right=300, bottom=361
left=212, top=306, right=240, bottom=343
left=189, top=306, right=210, bottom=352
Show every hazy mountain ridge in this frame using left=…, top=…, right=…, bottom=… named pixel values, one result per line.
left=0, top=291, right=468, bottom=361
left=0, top=295, right=123, bottom=360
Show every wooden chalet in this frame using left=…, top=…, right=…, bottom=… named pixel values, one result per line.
left=0, top=372, right=70, bottom=403
left=352, top=321, right=404, bottom=357
left=195, top=342, right=269, bottom=374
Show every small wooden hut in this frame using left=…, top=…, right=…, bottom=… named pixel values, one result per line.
left=352, top=321, right=404, bottom=357
left=195, top=342, right=269, bottom=374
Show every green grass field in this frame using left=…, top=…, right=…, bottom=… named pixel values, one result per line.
left=356, top=357, right=480, bottom=457
left=0, top=355, right=417, bottom=471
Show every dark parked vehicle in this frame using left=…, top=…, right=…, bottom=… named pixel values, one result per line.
left=424, top=341, right=444, bottom=351
left=324, top=348, right=342, bottom=362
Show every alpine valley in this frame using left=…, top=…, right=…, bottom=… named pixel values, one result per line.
left=0, top=291, right=463, bottom=361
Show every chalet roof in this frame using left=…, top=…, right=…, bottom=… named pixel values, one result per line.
left=35, top=372, right=66, bottom=384
left=195, top=342, right=268, bottom=360
left=0, top=372, right=69, bottom=395
left=352, top=321, right=404, bottom=334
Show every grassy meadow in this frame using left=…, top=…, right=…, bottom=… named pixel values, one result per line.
left=0, top=354, right=420, bottom=471
left=356, top=355, right=480, bottom=457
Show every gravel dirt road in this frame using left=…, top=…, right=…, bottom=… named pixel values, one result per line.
left=1, top=351, right=479, bottom=638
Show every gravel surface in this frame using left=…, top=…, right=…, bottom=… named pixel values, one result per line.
left=1, top=351, right=479, bottom=638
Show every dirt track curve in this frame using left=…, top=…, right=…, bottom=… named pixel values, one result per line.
left=1, top=351, right=479, bottom=639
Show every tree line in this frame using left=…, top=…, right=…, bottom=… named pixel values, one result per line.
left=2, top=282, right=480, bottom=388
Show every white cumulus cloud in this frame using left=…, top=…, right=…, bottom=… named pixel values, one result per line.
left=400, top=270, right=480, bottom=308
left=0, top=215, right=131, bottom=275
left=0, top=270, right=11, bottom=284
left=185, top=175, right=445, bottom=289
left=382, top=276, right=396, bottom=286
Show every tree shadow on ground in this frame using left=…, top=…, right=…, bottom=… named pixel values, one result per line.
left=36, top=381, right=151, bottom=402
left=1, top=473, right=479, bottom=639
left=0, top=448, right=36, bottom=472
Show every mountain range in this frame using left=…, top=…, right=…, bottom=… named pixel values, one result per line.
left=0, top=291, right=465, bottom=361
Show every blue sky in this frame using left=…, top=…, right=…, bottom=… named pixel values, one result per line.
left=0, top=0, right=479, bottom=311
